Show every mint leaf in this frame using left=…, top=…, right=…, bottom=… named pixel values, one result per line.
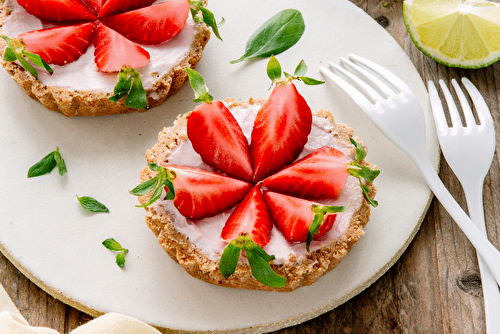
left=77, top=195, right=110, bottom=213
left=109, top=66, right=148, bottom=110
left=294, top=60, right=308, bottom=77
left=27, top=147, right=66, bottom=178
left=131, top=164, right=176, bottom=207
left=230, top=9, right=305, bottom=64
left=219, top=234, right=285, bottom=288
left=185, top=67, right=213, bottom=103
left=1, top=35, right=53, bottom=79
left=299, top=76, right=325, bottom=85
left=347, top=138, right=380, bottom=207
left=306, top=204, right=349, bottom=251
left=266, top=55, right=282, bottom=82
left=129, top=175, right=160, bottom=196
left=102, top=238, right=129, bottom=268
left=190, top=0, right=223, bottom=41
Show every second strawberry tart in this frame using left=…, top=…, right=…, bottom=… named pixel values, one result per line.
left=0, top=0, right=215, bottom=116
left=132, top=59, right=379, bottom=291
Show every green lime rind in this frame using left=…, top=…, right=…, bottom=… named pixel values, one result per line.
left=403, top=2, right=500, bottom=69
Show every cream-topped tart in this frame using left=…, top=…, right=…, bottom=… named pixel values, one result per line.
left=133, top=63, right=379, bottom=291
left=0, top=0, right=213, bottom=116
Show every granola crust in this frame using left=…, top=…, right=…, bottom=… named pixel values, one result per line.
left=0, top=0, right=211, bottom=117
left=139, top=98, right=377, bottom=292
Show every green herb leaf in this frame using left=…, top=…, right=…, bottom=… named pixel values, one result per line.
left=246, top=249, right=286, bottom=288
left=230, top=9, right=305, bottom=64
left=129, top=175, right=160, bottom=196
left=76, top=195, right=110, bottom=213
left=190, top=0, right=223, bottom=40
left=299, top=76, right=325, bottom=85
left=218, top=234, right=286, bottom=288
left=266, top=55, right=282, bottom=82
left=131, top=164, right=176, bottom=207
left=109, top=66, right=148, bottom=110
left=294, top=60, right=308, bottom=77
left=185, top=67, right=213, bottom=103
left=347, top=138, right=380, bottom=207
left=306, top=204, right=349, bottom=251
left=102, top=238, right=129, bottom=268
left=27, top=147, right=67, bottom=178
left=1, top=35, right=53, bottom=78
left=219, top=242, right=241, bottom=279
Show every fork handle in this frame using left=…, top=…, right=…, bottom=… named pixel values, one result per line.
left=465, top=186, right=500, bottom=333
left=410, top=149, right=500, bottom=286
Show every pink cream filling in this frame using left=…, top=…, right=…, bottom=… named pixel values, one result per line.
left=155, top=102, right=365, bottom=264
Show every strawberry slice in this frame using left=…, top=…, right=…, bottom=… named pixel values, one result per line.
left=187, top=101, right=253, bottom=183
left=220, top=186, right=273, bottom=247
left=17, top=0, right=97, bottom=23
left=94, top=23, right=150, bottom=72
left=262, top=146, right=349, bottom=200
left=19, top=22, right=97, bottom=66
left=81, top=0, right=106, bottom=14
left=264, top=191, right=348, bottom=250
left=98, top=0, right=156, bottom=18
left=162, top=165, right=252, bottom=220
left=101, top=0, right=190, bottom=45
left=250, top=82, right=312, bottom=182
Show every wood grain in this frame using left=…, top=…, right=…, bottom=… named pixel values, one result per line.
left=2, top=0, right=500, bottom=333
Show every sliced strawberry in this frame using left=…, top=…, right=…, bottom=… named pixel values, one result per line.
left=19, top=22, right=97, bottom=66
left=98, top=0, right=156, bottom=18
left=164, top=165, right=252, bottom=220
left=82, top=0, right=106, bottom=14
left=250, top=82, right=312, bottom=182
left=101, top=0, right=190, bottom=45
left=94, top=23, right=150, bottom=72
left=264, top=191, right=346, bottom=247
left=17, top=0, right=97, bottom=23
left=187, top=101, right=253, bottom=182
left=262, top=146, right=349, bottom=200
left=220, top=186, right=273, bottom=247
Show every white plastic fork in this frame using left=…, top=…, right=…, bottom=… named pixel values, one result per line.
left=428, top=78, right=500, bottom=333
left=319, top=54, right=500, bottom=286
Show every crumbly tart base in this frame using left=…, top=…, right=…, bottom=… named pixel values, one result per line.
left=139, top=98, right=377, bottom=292
left=0, top=2, right=210, bottom=117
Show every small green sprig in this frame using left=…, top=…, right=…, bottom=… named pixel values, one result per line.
left=306, top=204, right=349, bottom=252
left=27, top=147, right=67, bottom=177
left=189, top=0, right=223, bottom=41
left=348, top=138, right=380, bottom=207
left=102, top=238, right=129, bottom=268
left=130, top=163, right=175, bottom=207
left=109, top=66, right=148, bottom=110
left=267, top=56, right=324, bottom=88
left=230, top=9, right=305, bottom=64
left=185, top=67, right=213, bottom=103
left=219, top=233, right=286, bottom=288
left=76, top=195, right=109, bottom=213
left=1, top=35, right=53, bottom=79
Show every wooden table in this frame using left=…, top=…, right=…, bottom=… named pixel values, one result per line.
left=2, top=1, right=500, bottom=332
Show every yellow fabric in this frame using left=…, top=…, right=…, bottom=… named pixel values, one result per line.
left=0, top=284, right=162, bottom=334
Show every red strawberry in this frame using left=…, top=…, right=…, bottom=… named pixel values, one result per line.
left=19, top=22, right=97, bottom=66
left=250, top=82, right=312, bottom=182
left=220, top=186, right=273, bottom=247
left=94, top=23, right=150, bottom=72
left=81, top=0, right=106, bottom=15
left=164, top=165, right=252, bottom=220
left=262, top=146, right=349, bottom=200
left=101, top=0, right=190, bottom=45
left=264, top=191, right=347, bottom=247
left=187, top=101, right=253, bottom=182
left=17, top=0, right=97, bottom=23
left=98, top=0, right=156, bottom=18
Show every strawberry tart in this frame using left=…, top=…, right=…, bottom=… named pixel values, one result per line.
left=0, top=0, right=214, bottom=117
left=132, top=59, right=379, bottom=291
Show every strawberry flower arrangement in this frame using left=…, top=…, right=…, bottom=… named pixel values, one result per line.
left=131, top=57, right=379, bottom=288
left=1, top=0, right=220, bottom=109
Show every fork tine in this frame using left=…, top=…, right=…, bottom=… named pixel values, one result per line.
left=438, top=79, right=462, bottom=129
left=338, top=57, right=395, bottom=98
left=326, top=60, right=382, bottom=104
left=428, top=80, right=449, bottom=135
left=319, top=66, right=376, bottom=112
left=462, top=77, right=494, bottom=125
left=451, top=78, right=476, bottom=127
left=348, top=54, right=413, bottom=95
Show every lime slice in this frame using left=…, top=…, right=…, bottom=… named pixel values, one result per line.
left=403, top=0, right=500, bottom=68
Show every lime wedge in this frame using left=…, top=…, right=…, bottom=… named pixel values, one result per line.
left=403, top=0, right=500, bottom=68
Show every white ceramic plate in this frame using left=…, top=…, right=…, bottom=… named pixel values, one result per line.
left=0, top=0, right=439, bottom=332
